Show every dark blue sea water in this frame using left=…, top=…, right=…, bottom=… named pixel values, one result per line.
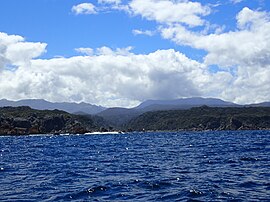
left=0, top=131, right=269, bottom=201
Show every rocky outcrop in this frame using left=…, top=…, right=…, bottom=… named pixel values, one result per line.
left=227, top=117, right=243, bottom=130
left=0, top=106, right=98, bottom=135
left=41, top=116, right=65, bottom=133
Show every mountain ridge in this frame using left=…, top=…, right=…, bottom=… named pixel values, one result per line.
left=0, top=99, right=106, bottom=115
left=135, top=97, right=237, bottom=109
left=1, top=98, right=270, bottom=129
left=127, top=106, right=270, bottom=131
left=97, top=97, right=240, bottom=128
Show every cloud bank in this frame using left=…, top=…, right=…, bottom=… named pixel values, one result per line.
left=1, top=32, right=233, bottom=107
left=1, top=2, right=270, bottom=107
left=159, top=7, right=270, bottom=104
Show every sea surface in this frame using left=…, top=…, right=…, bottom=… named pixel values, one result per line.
left=0, top=131, right=269, bottom=201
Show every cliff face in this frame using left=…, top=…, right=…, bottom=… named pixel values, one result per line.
left=0, top=106, right=97, bottom=135
left=127, top=106, right=270, bottom=131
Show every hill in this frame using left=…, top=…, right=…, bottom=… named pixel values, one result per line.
left=97, top=97, right=238, bottom=128
left=96, top=107, right=143, bottom=128
left=2, top=98, right=270, bottom=131
left=249, top=102, right=270, bottom=107
left=127, top=106, right=270, bottom=131
left=0, top=106, right=101, bottom=135
left=0, top=99, right=106, bottom=115
left=135, top=97, right=237, bottom=110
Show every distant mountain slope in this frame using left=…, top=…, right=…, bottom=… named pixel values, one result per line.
left=249, top=102, right=270, bottom=107
left=96, top=107, right=142, bottom=128
left=2, top=97, right=269, bottom=130
left=135, top=97, right=237, bottom=110
left=127, top=106, right=270, bottom=131
left=97, top=97, right=239, bottom=128
left=0, top=99, right=106, bottom=115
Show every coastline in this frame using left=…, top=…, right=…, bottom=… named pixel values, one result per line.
left=0, top=128, right=269, bottom=137
left=1, top=106, right=270, bottom=136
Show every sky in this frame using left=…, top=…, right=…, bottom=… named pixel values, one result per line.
left=0, top=0, right=269, bottom=107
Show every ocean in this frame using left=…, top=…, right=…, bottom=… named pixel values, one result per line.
left=0, top=131, right=269, bottom=201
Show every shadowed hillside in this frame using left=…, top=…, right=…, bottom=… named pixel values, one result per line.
left=0, top=106, right=102, bottom=135
left=97, top=97, right=239, bottom=128
left=127, top=106, right=270, bottom=131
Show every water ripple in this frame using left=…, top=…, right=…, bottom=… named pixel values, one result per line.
left=0, top=130, right=269, bottom=201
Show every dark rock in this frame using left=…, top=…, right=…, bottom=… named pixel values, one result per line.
left=41, top=116, right=65, bottom=133
left=14, top=127, right=28, bottom=135
left=206, top=120, right=220, bottom=130
left=228, top=117, right=242, bottom=130
left=29, top=125, right=40, bottom=134
left=13, top=118, right=31, bottom=129
left=99, top=127, right=108, bottom=132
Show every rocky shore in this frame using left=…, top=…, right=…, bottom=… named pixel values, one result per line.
left=0, top=106, right=97, bottom=135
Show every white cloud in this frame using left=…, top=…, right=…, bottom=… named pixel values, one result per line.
left=160, top=7, right=270, bottom=68
left=72, top=3, right=97, bottom=15
left=129, top=0, right=211, bottom=27
left=236, top=7, right=269, bottom=30
left=73, top=5, right=270, bottom=105
left=0, top=32, right=47, bottom=67
left=132, top=29, right=155, bottom=36
left=220, top=65, right=270, bottom=104
left=159, top=7, right=270, bottom=104
left=231, top=0, right=244, bottom=4
left=96, top=46, right=134, bottom=56
left=98, top=0, right=121, bottom=4
left=1, top=29, right=270, bottom=107
left=1, top=32, right=226, bottom=107
left=5, top=42, right=47, bottom=66
left=75, top=48, right=94, bottom=56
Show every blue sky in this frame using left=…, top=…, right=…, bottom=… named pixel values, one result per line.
left=1, top=0, right=265, bottom=58
left=0, top=0, right=202, bottom=59
left=0, top=0, right=270, bottom=107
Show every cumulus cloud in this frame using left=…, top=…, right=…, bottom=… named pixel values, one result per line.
left=160, top=7, right=270, bottom=68
left=63, top=4, right=270, bottom=105
left=1, top=32, right=230, bottom=107
left=75, top=48, right=94, bottom=56
left=159, top=7, right=270, bottom=104
left=72, top=0, right=211, bottom=25
left=220, top=65, right=270, bottom=104
left=0, top=32, right=47, bottom=67
left=1, top=26, right=270, bottom=106
left=96, top=46, right=134, bottom=56
left=72, top=3, right=97, bottom=15
left=236, top=7, right=269, bottom=30
left=116, top=1, right=270, bottom=75
left=129, top=0, right=211, bottom=27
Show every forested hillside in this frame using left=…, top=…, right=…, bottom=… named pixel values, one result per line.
left=127, top=106, right=270, bottom=131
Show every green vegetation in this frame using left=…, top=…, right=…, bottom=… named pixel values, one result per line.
left=1, top=105, right=270, bottom=135
left=127, top=106, right=270, bottom=131
left=96, top=108, right=142, bottom=128
left=0, top=106, right=99, bottom=135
